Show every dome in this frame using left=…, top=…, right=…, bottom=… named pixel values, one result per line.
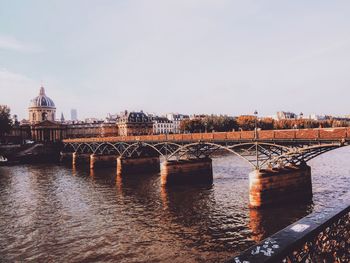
left=29, top=87, right=55, bottom=108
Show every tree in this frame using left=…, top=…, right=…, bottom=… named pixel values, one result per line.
left=274, top=119, right=293, bottom=129
left=180, top=115, right=238, bottom=133
left=0, top=105, right=13, bottom=137
left=179, top=119, right=204, bottom=133
left=236, top=115, right=256, bottom=131
left=203, top=115, right=238, bottom=132
left=259, top=117, right=274, bottom=130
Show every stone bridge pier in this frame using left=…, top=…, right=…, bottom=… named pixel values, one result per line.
left=90, top=154, right=118, bottom=169
left=72, top=152, right=91, bottom=166
left=161, top=158, right=213, bottom=186
left=116, top=156, right=160, bottom=175
left=249, top=164, right=312, bottom=208
left=60, top=152, right=73, bottom=163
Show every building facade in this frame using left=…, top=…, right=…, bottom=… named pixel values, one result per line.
left=152, top=116, right=173, bottom=134
left=1, top=124, right=31, bottom=144
left=117, top=111, right=153, bottom=136
left=65, top=121, right=118, bottom=138
left=166, top=113, right=189, bottom=133
left=30, top=120, right=67, bottom=142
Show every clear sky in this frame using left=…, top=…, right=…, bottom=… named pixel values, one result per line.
left=1, top=0, right=350, bottom=120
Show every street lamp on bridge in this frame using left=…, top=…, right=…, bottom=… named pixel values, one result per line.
left=254, top=110, right=259, bottom=168
left=204, top=118, right=208, bottom=133
left=254, top=110, right=258, bottom=140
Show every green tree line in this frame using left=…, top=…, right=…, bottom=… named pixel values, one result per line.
left=180, top=115, right=350, bottom=133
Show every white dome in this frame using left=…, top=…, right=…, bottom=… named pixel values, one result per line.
left=29, top=87, right=55, bottom=108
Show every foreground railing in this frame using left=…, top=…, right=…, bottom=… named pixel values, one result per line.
left=229, top=194, right=350, bottom=263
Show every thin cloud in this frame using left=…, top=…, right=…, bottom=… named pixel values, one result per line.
left=288, top=39, right=350, bottom=64
left=0, top=35, right=43, bottom=53
left=0, top=69, right=38, bottom=118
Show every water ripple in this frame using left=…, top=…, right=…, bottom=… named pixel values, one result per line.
left=0, top=150, right=349, bottom=262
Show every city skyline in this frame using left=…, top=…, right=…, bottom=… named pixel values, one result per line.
left=4, top=84, right=350, bottom=121
left=1, top=1, right=350, bottom=119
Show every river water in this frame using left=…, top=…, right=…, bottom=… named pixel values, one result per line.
left=0, top=148, right=349, bottom=262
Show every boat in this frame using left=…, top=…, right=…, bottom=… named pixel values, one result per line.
left=0, top=155, right=8, bottom=165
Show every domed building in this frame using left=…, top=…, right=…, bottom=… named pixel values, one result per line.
left=29, top=86, right=56, bottom=123
left=9, top=86, right=120, bottom=144
left=27, top=86, right=67, bottom=142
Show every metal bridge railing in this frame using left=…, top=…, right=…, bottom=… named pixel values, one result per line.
left=63, top=127, right=350, bottom=143
left=228, top=193, right=350, bottom=263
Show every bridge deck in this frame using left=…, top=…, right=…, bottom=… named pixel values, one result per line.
left=63, top=127, right=350, bottom=143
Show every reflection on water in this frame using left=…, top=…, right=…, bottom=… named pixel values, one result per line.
left=0, top=148, right=349, bottom=262
left=249, top=203, right=312, bottom=242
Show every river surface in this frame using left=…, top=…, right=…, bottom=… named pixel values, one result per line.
left=0, top=148, right=349, bottom=262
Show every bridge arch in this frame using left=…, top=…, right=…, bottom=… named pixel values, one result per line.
left=94, top=142, right=122, bottom=155
left=75, top=143, right=95, bottom=154
left=268, top=142, right=345, bottom=168
left=63, top=142, right=77, bottom=152
left=164, top=142, right=291, bottom=168
left=120, top=142, right=183, bottom=158
left=165, top=141, right=346, bottom=169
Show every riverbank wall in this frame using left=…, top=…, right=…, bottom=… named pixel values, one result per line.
left=0, top=143, right=62, bottom=164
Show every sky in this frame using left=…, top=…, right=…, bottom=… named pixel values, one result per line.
left=1, top=0, right=350, bottom=120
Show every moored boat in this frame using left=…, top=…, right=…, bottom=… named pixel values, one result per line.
left=0, top=155, right=8, bottom=165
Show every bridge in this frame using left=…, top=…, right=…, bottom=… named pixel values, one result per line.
left=61, top=127, right=350, bottom=208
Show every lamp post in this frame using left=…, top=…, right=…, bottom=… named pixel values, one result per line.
left=254, top=110, right=259, bottom=169
left=299, top=112, right=304, bottom=129
left=254, top=110, right=258, bottom=140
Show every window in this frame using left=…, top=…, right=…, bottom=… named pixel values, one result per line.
left=42, top=112, right=48, bottom=121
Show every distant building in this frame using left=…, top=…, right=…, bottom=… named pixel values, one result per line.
left=66, top=121, right=117, bottom=138
left=28, top=86, right=56, bottom=124
left=60, top=112, right=65, bottom=122
left=117, top=110, right=153, bottom=136
left=100, top=122, right=118, bottom=137
left=276, top=111, right=297, bottom=120
left=152, top=116, right=173, bottom=134
left=71, top=109, right=78, bottom=121
left=309, top=114, right=327, bottom=121
left=105, top=113, right=118, bottom=122
left=84, top=117, right=103, bottom=123
left=2, top=120, right=31, bottom=144
left=5, top=87, right=120, bottom=143
left=25, top=86, right=66, bottom=142
left=166, top=113, right=189, bottom=133
left=189, top=114, right=206, bottom=120
left=331, top=116, right=350, bottom=121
